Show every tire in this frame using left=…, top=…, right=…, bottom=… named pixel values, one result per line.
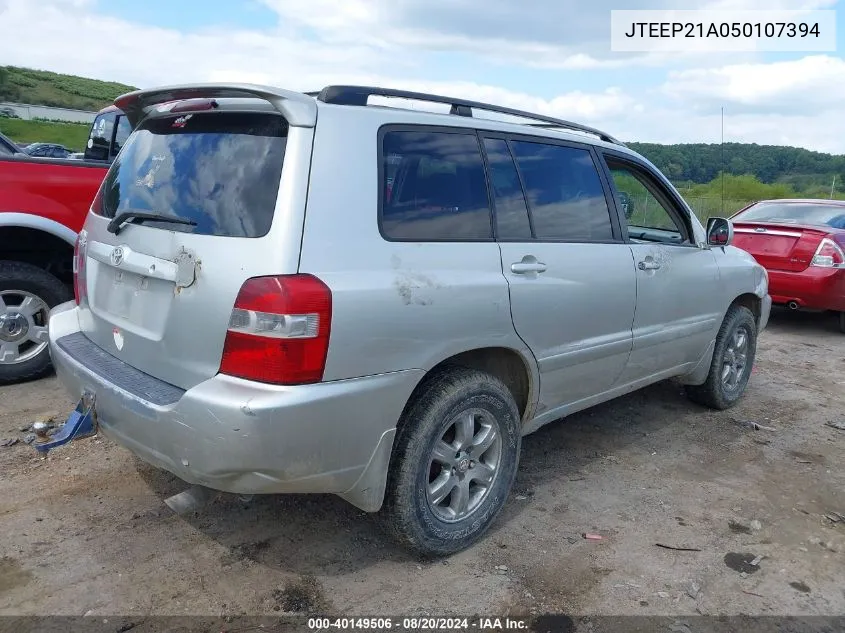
left=0, top=260, right=71, bottom=384
left=838, top=311, right=845, bottom=334
left=381, top=367, right=521, bottom=558
left=685, top=304, right=757, bottom=410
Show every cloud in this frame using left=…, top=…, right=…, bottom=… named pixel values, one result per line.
left=634, top=108, right=845, bottom=155
left=258, top=0, right=834, bottom=68
left=0, top=0, right=382, bottom=89
left=257, top=0, right=745, bottom=69
left=0, top=0, right=641, bottom=120
left=1, top=0, right=845, bottom=152
left=663, top=55, right=845, bottom=114
left=703, top=0, right=835, bottom=9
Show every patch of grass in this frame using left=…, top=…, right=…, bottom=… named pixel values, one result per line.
left=1, top=65, right=136, bottom=111
left=0, top=118, right=90, bottom=152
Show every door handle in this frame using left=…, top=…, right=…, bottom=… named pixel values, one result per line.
left=638, top=260, right=661, bottom=271
left=511, top=260, right=547, bottom=274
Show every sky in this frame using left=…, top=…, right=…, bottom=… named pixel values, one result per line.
left=1, top=0, right=844, bottom=152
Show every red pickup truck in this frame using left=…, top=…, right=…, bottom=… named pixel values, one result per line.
left=0, top=105, right=133, bottom=383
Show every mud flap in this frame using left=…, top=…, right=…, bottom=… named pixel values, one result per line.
left=33, top=390, right=98, bottom=454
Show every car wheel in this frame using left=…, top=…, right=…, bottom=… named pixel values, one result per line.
left=685, top=304, right=757, bottom=410
left=381, top=367, right=521, bottom=558
left=838, top=311, right=845, bottom=334
left=0, top=260, right=71, bottom=384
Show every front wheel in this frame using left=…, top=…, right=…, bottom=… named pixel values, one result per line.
left=0, top=261, right=71, bottom=384
left=685, top=304, right=758, bottom=410
left=838, top=311, right=845, bottom=334
left=381, top=367, right=521, bottom=558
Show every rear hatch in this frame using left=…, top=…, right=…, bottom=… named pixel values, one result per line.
left=75, top=102, right=303, bottom=390
left=732, top=222, right=831, bottom=272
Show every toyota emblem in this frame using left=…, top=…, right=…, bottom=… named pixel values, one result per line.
left=110, top=246, right=125, bottom=266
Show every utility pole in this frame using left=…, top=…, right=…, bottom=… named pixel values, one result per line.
left=720, top=107, right=725, bottom=215
left=831, top=174, right=837, bottom=199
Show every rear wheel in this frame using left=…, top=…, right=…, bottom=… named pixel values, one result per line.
left=0, top=261, right=71, bottom=384
left=838, top=311, right=845, bottom=334
left=381, top=367, right=521, bottom=557
left=685, top=304, right=757, bottom=410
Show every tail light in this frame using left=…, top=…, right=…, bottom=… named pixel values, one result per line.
left=72, top=230, right=89, bottom=305
left=811, top=237, right=845, bottom=268
left=219, top=274, right=332, bottom=385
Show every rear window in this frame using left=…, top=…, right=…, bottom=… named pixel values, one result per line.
left=735, top=202, right=845, bottom=229
left=96, top=111, right=288, bottom=238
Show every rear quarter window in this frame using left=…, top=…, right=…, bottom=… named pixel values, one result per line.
left=380, top=129, right=493, bottom=241
left=96, top=111, right=288, bottom=238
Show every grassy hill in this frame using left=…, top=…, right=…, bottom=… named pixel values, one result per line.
left=0, top=66, right=136, bottom=111
left=0, top=119, right=90, bottom=151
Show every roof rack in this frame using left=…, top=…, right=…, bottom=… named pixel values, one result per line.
left=308, top=85, right=624, bottom=146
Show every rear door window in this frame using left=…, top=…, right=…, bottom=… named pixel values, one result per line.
left=381, top=129, right=492, bottom=240
left=95, top=111, right=288, bottom=238
left=482, top=137, right=532, bottom=239
left=510, top=140, right=614, bottom=242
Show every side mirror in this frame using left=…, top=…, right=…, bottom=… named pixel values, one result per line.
left=707, top=217, right=733, bottom=247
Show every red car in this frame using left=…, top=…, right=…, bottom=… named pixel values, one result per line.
left=0, top=105, right=133, bottom=383
left=730, top=199, right=845, bottom=333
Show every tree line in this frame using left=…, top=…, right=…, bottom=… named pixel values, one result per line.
left=628, top=141, right=844, bottom=198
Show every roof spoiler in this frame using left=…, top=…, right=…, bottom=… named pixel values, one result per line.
left=114, top=83, right=318, bottom=128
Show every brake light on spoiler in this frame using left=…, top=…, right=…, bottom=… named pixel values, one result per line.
left=219, top=275, right=332, bottom=385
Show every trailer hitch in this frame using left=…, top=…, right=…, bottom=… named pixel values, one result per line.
left=33, top=390, right=98, bottom=454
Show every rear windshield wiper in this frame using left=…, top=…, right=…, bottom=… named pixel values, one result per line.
left=107, top=211, right=198, bottom=235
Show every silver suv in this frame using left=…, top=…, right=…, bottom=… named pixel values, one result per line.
left=47, top=83, right=771, bottom=556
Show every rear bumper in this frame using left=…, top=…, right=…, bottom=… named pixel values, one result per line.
left=767, top=267, right=845, bottom=312
left=47, top=301, right=423, bottom=509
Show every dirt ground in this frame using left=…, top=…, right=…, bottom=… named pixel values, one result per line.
left=0, top=308, right=843, bottom=621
